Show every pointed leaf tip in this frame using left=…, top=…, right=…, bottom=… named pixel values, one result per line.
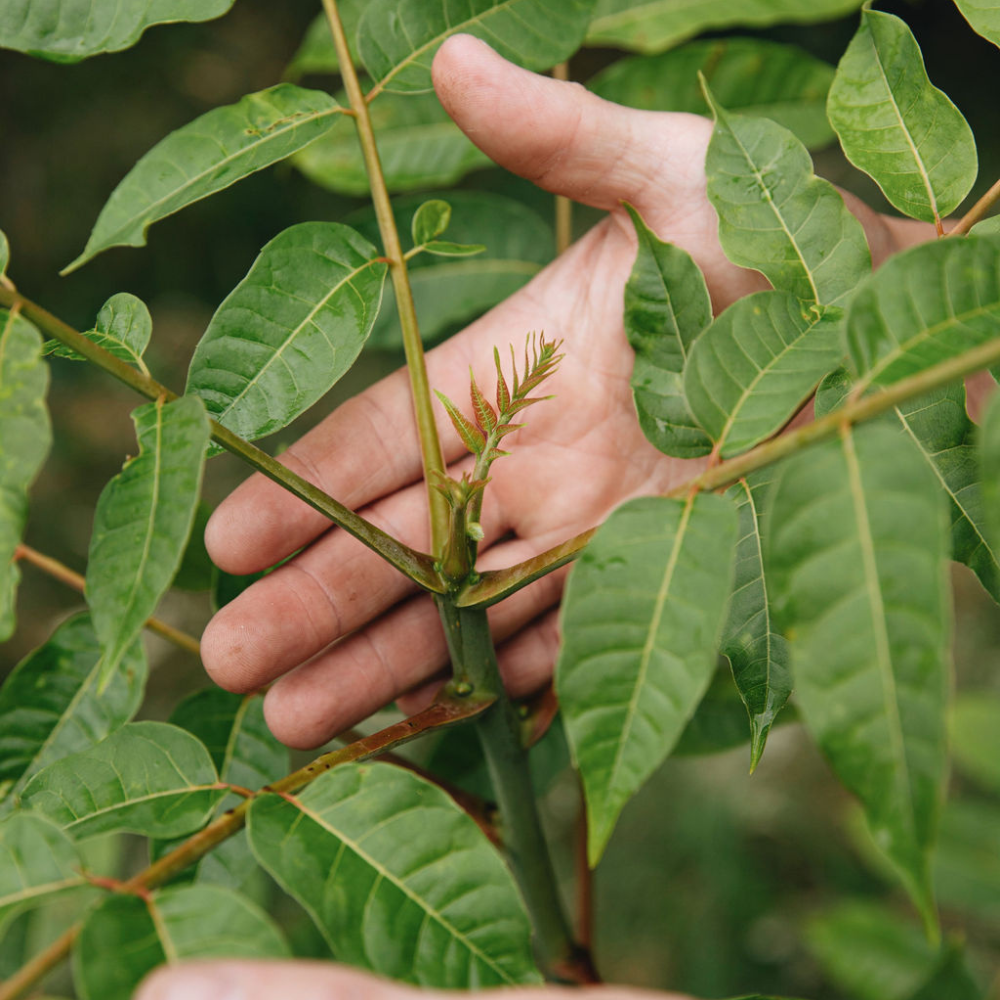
left=435, top=390, right=485, bottom=455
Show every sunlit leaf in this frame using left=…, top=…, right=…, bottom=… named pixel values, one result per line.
left=557, top=493, right=738, bottom=865
left=186, top=222, right=386, bottom=448
left=359, top=0, right=597, bottom=95
left=590, top=38, right=835, bottom=149
left=0, top=309, right=50, bottom=641
left=952, top=0, right=1000, bottom=51
left=43, top=293, right=151, bottom=371
left=623, top=204, right=712, bottom=459
left=827, top=9, right=977, bottom=224
left=766, top=423, right=950, bottom=923
left=65, top=85, right=344, bottom=273
left=248, top=762, right=542, bottom=987
left=21, top=721, right=225, bottom=840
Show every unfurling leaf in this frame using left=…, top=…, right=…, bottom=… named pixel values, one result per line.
left=412, top=200, right=452, bottom=246
left=43, top=292, right=152, bottom=371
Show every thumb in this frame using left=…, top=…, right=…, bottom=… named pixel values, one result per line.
left=431, top=34, right=712, bottom=215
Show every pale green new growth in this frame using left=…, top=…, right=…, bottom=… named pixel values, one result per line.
left=43, top=292, right=152, bottom=374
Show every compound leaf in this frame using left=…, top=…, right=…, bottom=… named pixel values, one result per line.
left=43, top=292, right=151, bottom=371
left=20, top=721, right=225, bottom=841
left=247, top=763, right=541, bottom=987
left=827, top=9, right=977, bottom=224
left=766, top=422, right=950, bottom=924
left=953, top=0, right=1000, bottom=48
left=65, top=85, right=344, bottom=273
left=557, top=493, right=738, bottom=865
left=87, top=395, right=210, bottom=691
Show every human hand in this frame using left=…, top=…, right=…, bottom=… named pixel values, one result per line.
left=201, top=34, right=925, bottom=749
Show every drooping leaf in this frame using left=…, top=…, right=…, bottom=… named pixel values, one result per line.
left=185, top=222, right=386, bottom=448
left=0, top=614, right=146, bottom=812
left=683, top=292, right=843, bottom=457
left=704, top=85, right=871, bottom=306
left=0, top=0, right=236, bottom=62
left=827, top=9, right=977, bottom=225
left=953, top=0, right=1000, bottom=48
left=412, top=199, right=452, bottom=246
left=86, top=395, right=209, bottom=690
left=557, top=493, right=738, bottom=865
left=0, top=309, right=51, bottom=641
left=766, top=423, right=950, bottom=923
left=285, top=1, right=367, bottom=78
left=293, top=91, right=491, bottom=196
left=64, top=85, right=344, bottom=273
left=586, top=0, right=864, bottom=54
left=623, top=204, right=713, bottom=459
left=73, top=885, right=289, bottom=1000
left=949, top=692, right=1000, bottom=794
left=20, top=721, right=225, bottom=841
left=247, top=762, right=542, bottom=987
left=358, top=0, right=597, bottom=95
left=980, top=388, right=1000, bottom=567
left=43, top=292, right=152, bottom=371
left=720, top=471, right=791, bottom=770
left=590, top=38, right=836, bottom=149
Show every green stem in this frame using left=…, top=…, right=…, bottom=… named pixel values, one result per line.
left=322, top=0, right=449, bottom=557
left=458, top=333, right=1000, bottom=607
left=0, top=287, right=444, bottom=594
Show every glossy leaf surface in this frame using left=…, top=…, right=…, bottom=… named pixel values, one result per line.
left=186, top=223, right=386, bottom=446
left=623, top=204, right=712, bottom=459
left=766, top=423, right=950, bottom=921
left=684, top=292, right=843, bottom=457
left=590, top=38, right=835, bottom=149
left=248, top=763, right=541, bottom=987
left=43, top=292, right=151, bottom=371
left=704, top=88, right=870, bottom=306
left=359, top=0, right=596, bottom=94
left=0, top=309, right=50, bottom=642
left=21, top=721, right=225, bottom=840
left=87, top=395, right=209, bottom=689
left=66, top=85, right=343, bottom=272
left=557, top=494, right=738, bottom=864
left=827, top=9, right=976, bottom=224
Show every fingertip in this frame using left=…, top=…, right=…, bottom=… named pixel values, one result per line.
left=263, top=681, right=335, bottom=751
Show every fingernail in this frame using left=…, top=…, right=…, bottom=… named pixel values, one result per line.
left=139, top=968, right=245, bottom=1000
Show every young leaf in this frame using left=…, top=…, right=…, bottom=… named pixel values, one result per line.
left=247, top=763, right=542, bottom=987
left=20, top=721, right=226, bottom=840
left=720, top=472, right=792, bottom=771
left=766, top=423, right=950, bottom=924
left=423, top=241, right=487, bottom=257
left=0, top=0, right=236, bottom=62
left=436, top=391, right=486, bottom=455
left=87, top=395, right=210, bottom=690
left=827, top=9, right=977, bottom=225
left=683, top=292, right=843, bottom=458
left=0, top=614, right=146, bottom=812
left=623, top=204, right=713, bottom=459
left=412, top=199, right=452, bottom=246
left=949, top=692, right=1000, bottom=794
left=358, top=0, right=596, bottom=95
left=0, top=309, right=51, bottom=642
left=43, top=292, right=152, bottom=371
left=590, top=38, right=836, bottom=149
left=557, top=493, right=738, bottom=865
left=73, top=885, right=288, bottom=1000
left=64, top=84, right=344, bottom=273
left=703, top=84, right=871, bottom=306
left=185, top=223, right=386, bottom=448
left=953, top=0, right=1000, bottom=48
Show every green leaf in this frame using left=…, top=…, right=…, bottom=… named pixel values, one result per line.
left=827, top=9, right=977, bottom=224
left=0, top=614, right=146, bottom=813
left=623, top=203, right=713, bottom=459
left=765, top=423, right=950, bottom=923
left=185, top=222, right=386, bottom=449
left=0, top=0, right=235, bottom=62
left=423, top=240, right=487, bottom=257
left=683, top=292, right=843, bottom=457
left=247, top=762, right=542, bottom=987
left=64, top=85, right=344, bottom=273
left=934, top=797, right=1000, bottom=924
left=953, top=0, right=1000, bottom=48
left=704, top=84, right=871, bottom=306
left=0, top=309, right=51, bottom=642
left=949, top=692, right=1000, bottom=793
left=42, top=292, right=151, bottom=371
left=846, top=234, right=1000, bottom=388
left=73, top=885, right=288, bottom=1000
left=720, top=471, right=792, bottom=770
left=980, top=388, right=1000, bottom=570
left=293, top=91, right=491, bottom=196
left=412, top=199, right=452, bottom=245
left=358, top=0, right=597, bottom=95
left=586, top=0, right=864, bottom=54
left=0, top=814, right=88, bottom=935
left=589, top=38, right=836, bottom=149
left=285, top=1, right=367, bottom=78
left=0, top=230, right=9, bottom=279
left=86, top=395, right=209, bottom=690
left=971, top=214, right=1000, bottom=236
left=904, top=939, right=982, bottom=1000
left=20, top=721, right=225, bottom=841
left=172, top=502, right=214, bottom=591
left=556, top=493, right=738, bottom=865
